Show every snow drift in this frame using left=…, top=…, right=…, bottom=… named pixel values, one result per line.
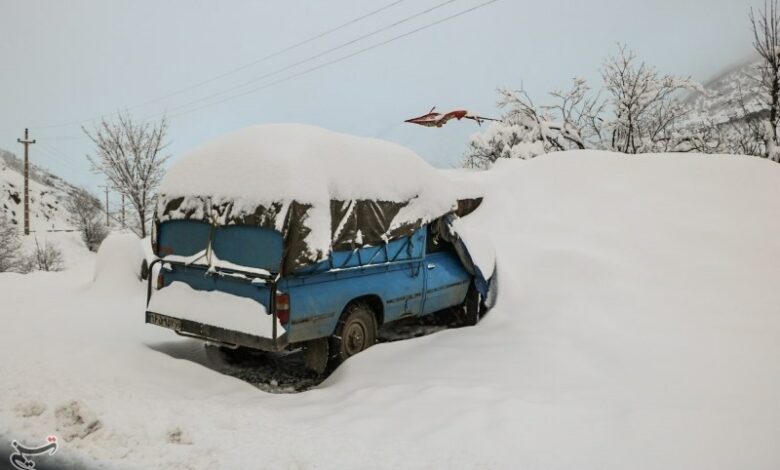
left=2, top=150, right=780, bottom=469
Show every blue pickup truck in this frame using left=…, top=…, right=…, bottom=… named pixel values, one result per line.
left=146, top=217, right=486, bottom=372
left=144, top=124, right=493, bottom=373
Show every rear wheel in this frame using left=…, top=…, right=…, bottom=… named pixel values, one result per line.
left=329, top=302, right=377, bottom=367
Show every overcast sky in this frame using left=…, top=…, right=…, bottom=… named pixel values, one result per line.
left=0, top=0, right=763, bottom=194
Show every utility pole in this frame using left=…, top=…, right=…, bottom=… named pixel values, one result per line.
left=17, top=128, right=36, bottom=235
left=112, top=186, right=126, bottom=229
left=99, top=185, right=110, bottom=226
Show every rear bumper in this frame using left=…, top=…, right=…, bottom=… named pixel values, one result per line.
left=145, top=310, right=289, bottom=352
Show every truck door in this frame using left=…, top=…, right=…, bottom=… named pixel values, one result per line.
left=379, top=228, right=426, bottom=322
left=422, top=225, right=471, bottom=315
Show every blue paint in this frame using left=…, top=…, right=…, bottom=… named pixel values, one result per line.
left=154, top=221, right=471, bottom=346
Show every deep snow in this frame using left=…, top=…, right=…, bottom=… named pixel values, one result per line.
left=157, top=124, right=459, bottom=258
left=1, top=150, right=779, bottom=469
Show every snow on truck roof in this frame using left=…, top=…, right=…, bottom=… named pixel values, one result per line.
left=156, top=124, right=475, bottom=274
left=159, top=123, right=454, bottom=206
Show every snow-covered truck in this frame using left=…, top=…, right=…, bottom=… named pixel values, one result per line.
left=145, top=124, right=495, bottom=372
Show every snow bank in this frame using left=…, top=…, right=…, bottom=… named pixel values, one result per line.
left=20, top=231, right=93, bottom=271
left=2, top=150, right=780, bottom=469
left=92, top=233, right=144, bottom=290
left=148, top=281, right=283, bottom=337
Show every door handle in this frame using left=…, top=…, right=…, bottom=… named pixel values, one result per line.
left=427, top=263, right=436, bottom=270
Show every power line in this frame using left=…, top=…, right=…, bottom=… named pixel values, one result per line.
left=34, top=143, right=90, bottom=184
left=164, top=0, right=500, bottom=120
left=127, top=0, right=410, bottom=110
left=29, top=0, right=410, bottom=132
left=145, top=0, right=459, bottom=117
left=37, top=141, right=88, bottom=171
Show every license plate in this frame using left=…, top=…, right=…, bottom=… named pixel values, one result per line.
left=148, top=313, right=181, bottom=330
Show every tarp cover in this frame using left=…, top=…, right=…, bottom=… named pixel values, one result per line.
left=156, top=124, right=482, bottom=274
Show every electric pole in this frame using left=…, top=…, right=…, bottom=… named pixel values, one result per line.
left=111, top=186, right=126, bottom=229
left=99, top=185, right=110, bottom=226
left=17, top=128, right=36, bottom=235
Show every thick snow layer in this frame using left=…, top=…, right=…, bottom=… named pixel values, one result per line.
left=148, top=281, right=283, bottom=337
left=2, top=150, right=780, bottom=469
left=93, top=233, right=144, bottom=289
left=160, top=123, right=454, bottom=204
left=19, top=231, right=94, bottom=271
left=158, top=124, right=458, bottom=255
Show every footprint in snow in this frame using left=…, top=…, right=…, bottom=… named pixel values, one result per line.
left=54, top=400, right=102, bottom=442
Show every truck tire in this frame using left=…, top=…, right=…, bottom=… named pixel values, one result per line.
left=329, top=302, right=377, bottom=367
left=463, top=283, right=481, bottom=326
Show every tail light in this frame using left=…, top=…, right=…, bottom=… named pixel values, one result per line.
left=156, top=271, right=165, bottom=290
left=275, top=291, right=290, bottom=325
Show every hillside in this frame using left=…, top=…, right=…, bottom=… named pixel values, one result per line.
left=687, top=57, right=766, bottom=124
left=0, top=148, right=79, bottom=231
left=1, top=151, right=778, bottom=469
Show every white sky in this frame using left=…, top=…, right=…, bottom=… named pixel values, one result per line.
left=0, top=0, right=763, bottom=195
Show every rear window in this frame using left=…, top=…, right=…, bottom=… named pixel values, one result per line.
left=157, top=220, right=211, bottom=257
left=211, top=225, right=283, bottom=271
left=157, top=221, right=283, bottom=272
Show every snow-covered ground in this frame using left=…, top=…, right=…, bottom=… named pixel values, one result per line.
left=1, top=151, right=779, bottom=469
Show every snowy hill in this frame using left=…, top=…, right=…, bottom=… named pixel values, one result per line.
left=0, top=151, right=779, bottom=469
left=687, top=57, right=766, bottom=124
left=0, top=148, right=79, bottom=231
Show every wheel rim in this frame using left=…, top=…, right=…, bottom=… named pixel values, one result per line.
left=344, top=321, right=367, bottom=356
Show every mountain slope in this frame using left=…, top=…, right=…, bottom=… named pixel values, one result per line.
left=0, top=148, right=79, bottom=231
left=687, top=57, right=766, bottom=124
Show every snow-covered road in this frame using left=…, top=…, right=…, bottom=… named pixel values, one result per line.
left=2, top=151, right=779, bottom=469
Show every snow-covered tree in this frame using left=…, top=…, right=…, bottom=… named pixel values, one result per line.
left=66, top=187, right=108, bottom=252
left=83, top=112, right=169, bottom=238
left=600, top=44, right=702, bottom=154
left=464, top=45, right=704, bottom=167
left=750, top=0, right=780, bottom=162
left=464, top=80, right=594, bottom=168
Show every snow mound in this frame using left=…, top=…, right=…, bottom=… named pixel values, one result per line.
left=92, top=233, right=144, bottom=289
left=2, top=150, right=780, bottom=469
left=159, top=123, right=456, bottom=207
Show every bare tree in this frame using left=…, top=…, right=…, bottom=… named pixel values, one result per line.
left=83, top=112, right=169, bottom=237
left=66, top=187, right=108, bottom=251
left=26, top=238, right=64, bottom=272
left=750, top=0, right=780, bottom=161
left=601, top=44, right=701, bottom=154
left=0, top=214, right=24, bottom=272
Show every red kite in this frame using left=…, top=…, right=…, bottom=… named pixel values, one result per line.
left=404, top=107, right=499, bottom=128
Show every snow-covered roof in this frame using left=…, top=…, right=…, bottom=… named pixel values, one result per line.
left=156, top=124, right=462, bottom=273
left=159, top=123, right=454, bottom=207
